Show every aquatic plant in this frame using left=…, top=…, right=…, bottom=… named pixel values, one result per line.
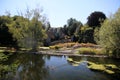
left=87, top=61, right=119, bottom=74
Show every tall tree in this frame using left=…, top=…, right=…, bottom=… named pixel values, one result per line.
left=67, top=18, right=83, bottom=36
left=87, top=11, right=106, bottom=28
left=45, top=22, right=51, bottom=31
left=7, top=8, right=47, bottom=49
left=76, top=25, right=94, bottom=43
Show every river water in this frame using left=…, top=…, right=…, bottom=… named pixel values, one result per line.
left=0, top=52, right=120, bottom=80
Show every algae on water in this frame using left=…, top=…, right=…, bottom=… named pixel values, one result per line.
left=87, top=61, right=119, bottom=74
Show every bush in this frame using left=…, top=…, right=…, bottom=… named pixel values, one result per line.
left=99, top=8, right=120, bottom=58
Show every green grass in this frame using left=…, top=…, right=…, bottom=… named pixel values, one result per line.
left=75, top=47, right=103, bottom=55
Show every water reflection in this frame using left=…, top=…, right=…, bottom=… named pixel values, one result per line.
left=67, top=56, right=120, bottom=66
left=0, top=52, right=19, bottom=79
left=0, top=53, right=120, bottom=80
left=67, top=56, right=120, bottom=80
left=0, top=52, right=48, bottom=80
left=16, top=53, right=49, bottom=80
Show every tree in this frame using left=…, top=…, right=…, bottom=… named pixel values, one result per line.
left=76, top=25, right=94, bottom=43
left=63, top=25, right=68, bottom=35
left=7, top=8, right=47, bottom=50
left=87, top=11, right=106, bottom=28
left=0, top=16, right=17, bottom=46
left=45, top=22, right=51, bottom=31
left=99, top=8, right=120, bottom=58
left=66, top=18, right=83, bottom=36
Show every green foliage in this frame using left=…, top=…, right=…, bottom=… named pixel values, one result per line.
left=75, top=25, right=94, bottom=43
left=0, top=53, right=8, bottom=61
left=87, top=11, right=106, bottom=28
left=0, top=8, right=47, bottom=49
left=0, top=52, right=48, bottom=79
left=99, top=8, right=120, bottom=57
left=66, top=18, right=83, bottom=36
left=0, top=16, right=17, bottom=46
left=0, top=52, right=20, bottom=79
left=8, top=16, right=29, bottom=47
left=94, top=27, right=100, bottom=43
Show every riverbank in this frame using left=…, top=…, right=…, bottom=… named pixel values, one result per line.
left=0, top=43, right=108, bottom=58
left=35, top=50, right=108, bottom=58
left=0, top=42, right=109, bottom=57
left=34, top=42, right=108, bottom=58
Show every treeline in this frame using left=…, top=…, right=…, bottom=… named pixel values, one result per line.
left=0, top=8, right=120, bottom=57
left=1, top=9, right=106, bottom=48
left=45, top=11, right=106, bottom=45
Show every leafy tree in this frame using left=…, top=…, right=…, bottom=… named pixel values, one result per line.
left=94, top=27, right=100, bottom=43
left=8, top=16, right=29, bottom=48
left=56, top=27, right=65, bottom=40
left=67, top=18, right=83, bottom=36
left=63, top=25, right=68, bottom=35
left=28, top=16, right=47, bottom=50
left=99, top=8, right=120, bottom=58
left=0, top=16, right=17, bottom=46
left=87, top=11, right=106, bottom=28
left=76, top=25, right=94, bottom=43
left=7, top=8, right=47, bottom=49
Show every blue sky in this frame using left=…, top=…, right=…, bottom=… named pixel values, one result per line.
left=0, top=0, right=120, bottom=27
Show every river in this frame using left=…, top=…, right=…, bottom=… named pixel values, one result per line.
left=0, top=52, right=120, bottom=80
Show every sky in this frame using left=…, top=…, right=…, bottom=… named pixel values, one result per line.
left=0, top=0, right=120, bottom=27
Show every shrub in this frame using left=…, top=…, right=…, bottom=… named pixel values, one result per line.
left=99, top=8, right=120, bottom=58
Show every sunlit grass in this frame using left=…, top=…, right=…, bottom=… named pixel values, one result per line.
left=49, top=42, right=77, bottom=49
left=20, top=48, right=32, bottom=51
left=76, top=47, right=103, bottom=55
left=38, top=47, right=50, bottom=50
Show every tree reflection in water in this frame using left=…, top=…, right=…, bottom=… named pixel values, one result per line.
left=1, top=53, right=120, bottom=80
left=0, top=52, right=48, bottom=80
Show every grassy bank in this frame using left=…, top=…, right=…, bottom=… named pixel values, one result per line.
left=75, top=47, right=103, bottom=55
left=0, top=43, right=104, bottom=56
left=49, top=42, right=104, bottom=55
left=49, top=42, right=77, bottom=49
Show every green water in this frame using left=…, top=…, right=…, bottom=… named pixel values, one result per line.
left=0, top=52, right=120, bottom=80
